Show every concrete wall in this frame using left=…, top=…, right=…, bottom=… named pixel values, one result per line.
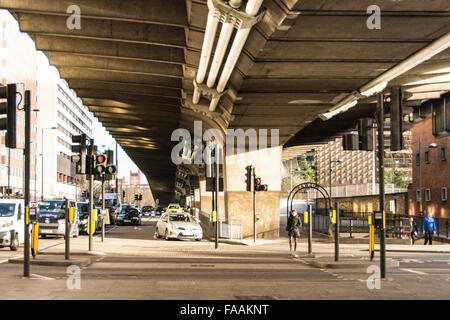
left=317, top=192, right=408, bottom=214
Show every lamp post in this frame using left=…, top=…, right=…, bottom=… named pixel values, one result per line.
left=32, top=109, right=40, bottom=202
left=41, top=126, right=57, bottom=201
left=328, top=149, right=343, bottom=209
left=418, top=135, right=438, bottom=215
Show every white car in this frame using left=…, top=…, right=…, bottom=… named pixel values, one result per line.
left=0, top=199, right=25, bottom=251
left=155, top=212, right=202, bottom=241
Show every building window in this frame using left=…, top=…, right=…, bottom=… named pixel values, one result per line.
left=442, top=187, right=448, bottom=201
left=425, top=151, right=430, bottom=163
left=425, top=189, right=431, bottom=202
left=415, top=153, right=420, bottom=166
left=441, top=147, right=446, bottom=161
left=416, top=190, right=421, bottom=202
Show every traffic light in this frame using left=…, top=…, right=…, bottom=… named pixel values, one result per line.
left=94, top=153, right=107, bottom=174
left=389, top=87, right=404, bottom=151
left=122, top=190, right=126, bottom=199
left=0, top=84, right=17, bottom=148
left=71, top=134, right=87, bottom=174
left=134, top=194, right=138, bottom=201
left=139, top=194, right=143, bottom=201
left=358, top=118, right=374, bottom=151
left=254, top=177, right=268, bottom=192
left=245, top=165, right=252, bottom=192
left=104, top=150, right=117, bottom=175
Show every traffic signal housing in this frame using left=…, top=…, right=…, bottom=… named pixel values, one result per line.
left=245, top=165, right=252, bottom=192
left=94, top=153, right=107, bottom=174
left=105, top=150, right=117, bottom=175
left=254, top=177, right=268, bottom=192
left=71, top=134, right=87, bottom=174
left=0, top=84, right=17, bottom=148
left=134, top=194, right=138, bottom=201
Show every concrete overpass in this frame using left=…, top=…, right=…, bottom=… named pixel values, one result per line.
left=2, top=0, right=449, bottom=238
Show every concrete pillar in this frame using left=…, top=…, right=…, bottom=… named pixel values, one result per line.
left=199, top=179, right=225, bottom=218
left=224, top=146, right=282, bottom=239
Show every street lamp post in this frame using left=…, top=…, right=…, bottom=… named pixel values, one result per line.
left=418, top=135, right=438, bottom=216
left=328, top=149, right=343, bottom=209
left=41, top=127, right=57, bottom=201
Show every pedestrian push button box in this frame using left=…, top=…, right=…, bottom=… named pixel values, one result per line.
left=372, top=211, right=385, bottom=230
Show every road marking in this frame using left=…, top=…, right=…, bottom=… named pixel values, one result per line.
left=29, top=273, right=55, bottom=280
left=0, top=254, right=22, bottom=264
left=402, top=268, right=428, bottom=276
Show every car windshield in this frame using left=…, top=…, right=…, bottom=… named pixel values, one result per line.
left=169, top=214, right=193, bottom=222
left=168, top=205, right=179, bottom=209
left=0, top=203, right=15, bottom=217
left=38, top=201, right=64, bottom=213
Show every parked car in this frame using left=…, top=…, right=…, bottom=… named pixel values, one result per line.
left=76, top=202, right=89, bottom=234
left=0, top=199, right=26, bottom=251
left=117, top=207, right=141, bottom=226
left=141, top=206, right=153, bottom=216
left=154, top=206, right=165, bottom=216
left=37, top=200, right=79, bottom=238
left=155, top=212, right=202, bottom=241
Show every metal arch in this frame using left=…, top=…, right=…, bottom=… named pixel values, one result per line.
left=286, top=182, right=331, bottom=218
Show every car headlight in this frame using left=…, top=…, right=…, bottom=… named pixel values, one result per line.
left=0, top=221, right=13, bottom=228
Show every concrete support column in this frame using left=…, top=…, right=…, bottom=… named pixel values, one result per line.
left=224, top=146, right=282, bottom=239
left=199, top=179, right=224, bottom=217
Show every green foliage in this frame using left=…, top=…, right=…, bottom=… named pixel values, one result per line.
left=298, top=154, right=316, bottom=183
left=384, top=169, right=409, bottom=189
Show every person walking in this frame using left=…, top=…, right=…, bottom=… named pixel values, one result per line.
left=422, top=212, right=437, bottom=245
left=286, top=209, right=302, bottom=256
left=410, top=217, right=418, bottom=245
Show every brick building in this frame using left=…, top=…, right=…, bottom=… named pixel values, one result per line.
left=408, top=110, right=450, bottom=218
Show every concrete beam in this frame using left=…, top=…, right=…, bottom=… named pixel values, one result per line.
left=46, top=52, right=184, bottom=78
left=17, top=12, right=186, bottom=48
left=58, top=68, right=181, bottom=89
left=32, top=35, right=185, bottom=65
left=0, top=0, right=187, bottom=26
left=67, top=79, right=181, bottom=99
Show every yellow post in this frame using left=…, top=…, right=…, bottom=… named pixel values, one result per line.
left=31, top=223, right=39, bottom=258
left=25, top=206, right=29, bottom=225
left=68, top=207, right=74, bottom=222
left=332, top=209, right=336, bottom=224
left=88, top=209, right=97, bottom=235
left=303, top=211, right=309, bottom=224
left=212, top=210, right=217, bottom=223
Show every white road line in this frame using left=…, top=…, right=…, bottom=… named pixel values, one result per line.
left=0, top=254, right=22, bottom=264
left=30, top=273, right=55, bottom=280
left=402, top=268, right=428, bottom=276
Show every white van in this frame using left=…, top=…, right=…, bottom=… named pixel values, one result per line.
left=0, top=199, right=25, bottom=251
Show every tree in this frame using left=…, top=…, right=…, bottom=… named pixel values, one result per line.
left=298, top=154, right=316, bottom=183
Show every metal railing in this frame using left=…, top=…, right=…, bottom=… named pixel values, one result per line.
left=302, top=210, right=449, bottom=240
left=218, top=218, right=243, bottom=240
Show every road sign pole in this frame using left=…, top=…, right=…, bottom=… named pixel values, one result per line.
left=377, top=93, right=386, bottom=278
left=335, top=202, right=340, bottom=262
left=24, top=90, right=31, bottom=277
left=65, top=198, right=70, bottom=260
left=101, top=174, right=105, bottom=243
left=88, top=140, right=94, bottom=252
left=308, top=204, right=312, bottom=254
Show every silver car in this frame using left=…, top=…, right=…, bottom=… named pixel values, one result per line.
left=155, top=212, right=202, bottom=241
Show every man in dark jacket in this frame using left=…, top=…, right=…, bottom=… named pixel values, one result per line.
left=422, top=212, right=437, bottom=245
left=286, top=210, right=302, bottom=255
left=410, top=217, right=418, bottom=245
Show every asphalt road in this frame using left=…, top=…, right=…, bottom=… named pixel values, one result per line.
left=1, top=217, right=449, bottom=299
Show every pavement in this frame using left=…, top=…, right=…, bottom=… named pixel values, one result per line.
left=0, top=217, right=449, bottom=300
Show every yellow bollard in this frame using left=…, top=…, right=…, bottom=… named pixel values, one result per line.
left=87, top=209, right=97, bottom=235
left=31, top=223, right=39, bottom=258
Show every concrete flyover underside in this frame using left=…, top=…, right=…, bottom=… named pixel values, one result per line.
left=1, top=0, right=449, bottom=202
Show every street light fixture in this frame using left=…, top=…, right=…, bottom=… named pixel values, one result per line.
left=329, top=153, right=343, bottom=209
left=41, top=126, right=57, bottom=201
left=418, top=136, right=438, bottom=216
